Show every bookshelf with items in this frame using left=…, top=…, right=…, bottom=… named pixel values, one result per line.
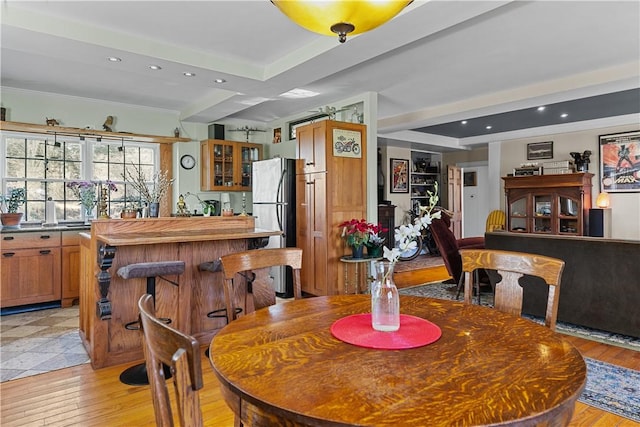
left=410, top=151, right=441, bottom=215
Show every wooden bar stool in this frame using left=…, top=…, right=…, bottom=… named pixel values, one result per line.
left=117, top=260, right=185, bottom=386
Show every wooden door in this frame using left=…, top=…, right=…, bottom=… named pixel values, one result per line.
left=447, top=165, right=462, bottom=239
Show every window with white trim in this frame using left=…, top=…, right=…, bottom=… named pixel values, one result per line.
left=1, top=132, right=159, bottom=223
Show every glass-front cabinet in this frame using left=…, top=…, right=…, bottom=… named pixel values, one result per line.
left=503, top=173, right=593, bottom=236
left=200, top=139, right=262, bottom=191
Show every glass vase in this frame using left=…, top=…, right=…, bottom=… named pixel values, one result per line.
left=149, top=202, right=160, bottom=218
left=371, top=261, right=400, bottom=332
left=83, top=205, right=95, bottom=225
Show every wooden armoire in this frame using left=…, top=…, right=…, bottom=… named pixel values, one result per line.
left=296, top=120, right=367, bottom=295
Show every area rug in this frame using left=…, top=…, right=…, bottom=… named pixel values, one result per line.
left=581, top=357, right=640, bottom=422
left=400, top=281, right=640, bottom=351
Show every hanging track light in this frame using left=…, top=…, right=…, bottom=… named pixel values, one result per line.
left=271, top=1, right=413, bottom=43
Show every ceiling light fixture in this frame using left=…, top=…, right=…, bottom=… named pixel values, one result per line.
left=271, top=1, right=413, bottom=43
left=486, top=125, right=492, bottom=130
left=537, top=106, right=546, bottom=112
left=461, top=120, right=467, bottom=125
left=107, top=57, right=122, bottom=62
left=561, top=113, right=569, bottom=118
left=183, top=72, right=196, bottom=77
left=214, top=78, right=226, bottom=84
left=149, top=65, right=162, bottom=70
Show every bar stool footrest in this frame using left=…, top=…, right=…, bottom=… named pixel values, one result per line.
left=207, top=307, right=242, bottom=320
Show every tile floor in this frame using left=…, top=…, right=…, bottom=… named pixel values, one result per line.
left=0, top=306, right=90, bottom=382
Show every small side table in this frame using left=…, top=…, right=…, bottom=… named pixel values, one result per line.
left=339, top=256, right=382, bottom=294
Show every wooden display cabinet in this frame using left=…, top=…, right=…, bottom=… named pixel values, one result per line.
left=296, top=120, right=367, bottom=296
left=503, top=173, right=593, bottom=236
left=200, top=139, right=262, bottom=191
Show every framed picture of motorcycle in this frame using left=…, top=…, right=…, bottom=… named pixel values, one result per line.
left=332, top=128, right=362, bottom=158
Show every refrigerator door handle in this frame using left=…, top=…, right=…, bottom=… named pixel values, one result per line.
left=276, top=203, right=284, bottom=233
left=275, top=168, right=287, bottom=232
left=276, top=168, right=287, bottom=203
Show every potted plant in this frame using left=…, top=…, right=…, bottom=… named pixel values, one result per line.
left=365, top=223, right=388, bottom=258
left=124, top=164, right=174, bottom=218
left=0, top=187, right=26, bottom=228
left=338, top=218, right=371, bottom=258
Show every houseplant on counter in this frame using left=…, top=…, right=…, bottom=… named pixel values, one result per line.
left=338, top=218, right=370, bottom=259
left=124, top=164, right=174, bottom=217
left=0, top=187, right=26, bottom=228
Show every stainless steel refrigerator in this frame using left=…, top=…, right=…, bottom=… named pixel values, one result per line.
left=252, top=157, right=297, bottom=297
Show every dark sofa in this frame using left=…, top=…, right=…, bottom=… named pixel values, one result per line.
left=485, top=231, right=640, bottom=338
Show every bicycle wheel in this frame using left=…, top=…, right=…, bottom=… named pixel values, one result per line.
left=398, top=235, right=423, bottom=261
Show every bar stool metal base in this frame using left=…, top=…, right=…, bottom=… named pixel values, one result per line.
left=119, top=362, right=173, bottom=386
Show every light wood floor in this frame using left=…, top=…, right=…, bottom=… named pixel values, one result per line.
left=1, top=332, right=638, bottom=426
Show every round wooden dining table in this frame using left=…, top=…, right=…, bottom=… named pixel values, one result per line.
left=209, top=295, right=586, bottom=426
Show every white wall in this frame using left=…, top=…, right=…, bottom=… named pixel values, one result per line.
left=462, top=165, right=489, bottom=237
left=498, top=123, right=640, bottom=240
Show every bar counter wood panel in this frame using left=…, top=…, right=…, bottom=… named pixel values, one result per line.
left=79, top=216, right=279, bottom=369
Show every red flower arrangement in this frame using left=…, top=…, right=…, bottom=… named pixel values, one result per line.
left=338, top=218, right=371, bottom=248
left=339, top=219, right=389, bottom=249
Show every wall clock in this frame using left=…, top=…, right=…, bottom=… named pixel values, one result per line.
left=180, top=154, right=196, bottom=170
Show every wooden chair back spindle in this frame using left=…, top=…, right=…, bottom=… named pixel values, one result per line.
left=220, top=248, right=303, bottom=322
left=138, top=294, right=203, bottom=427
left=460, top=249, right=565, bottom=330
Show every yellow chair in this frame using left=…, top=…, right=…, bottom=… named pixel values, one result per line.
left=486, top=210, right=506, bottom=232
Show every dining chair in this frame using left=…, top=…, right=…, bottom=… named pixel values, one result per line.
left=138, top=294, right=204, bottom=427
left=429, top=212, right=485, bottom=285
left=220, top=247, right=303, bottom=322
left=459, top=249, right=565, bottom=330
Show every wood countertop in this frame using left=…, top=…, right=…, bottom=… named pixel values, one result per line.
left=95, top=227, right=280, bottom=246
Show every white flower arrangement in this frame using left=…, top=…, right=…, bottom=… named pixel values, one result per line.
left=382, top=182, right=440, bottom=265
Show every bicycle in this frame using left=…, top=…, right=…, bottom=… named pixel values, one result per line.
left=395, top=209, right=424, bottom=261
left=395, top=206, right=441, bottom=261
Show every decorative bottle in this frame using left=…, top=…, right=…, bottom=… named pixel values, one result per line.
left=371, top=261, right=400, bottom=332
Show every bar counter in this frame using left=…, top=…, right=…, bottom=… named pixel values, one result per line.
left=79, top=216, right=279, bottom=369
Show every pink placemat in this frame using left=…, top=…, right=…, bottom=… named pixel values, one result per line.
left=330, top=314, right=442, bottom=350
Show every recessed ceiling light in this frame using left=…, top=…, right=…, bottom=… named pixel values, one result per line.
left=560, top=113, right=569, bottom=118
left=149, top=65, right=162, bottom=70
left=107, top=57, right=122, bottom=62
left=214, top=78, right=226, bottom=84
left=485, top=125, right=492, bottom=130
left=183, top=72, right=196, bottom=77
left=537, top=106, right=546, bottom=112
left=461, top=120, right=467, bottom=125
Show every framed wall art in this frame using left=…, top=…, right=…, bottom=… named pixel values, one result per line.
left=527, top=141, right=553, bottom=160
left=272, top=128, right=282, bottom=144
left=332, top=128, right=362, bottom=158
left=390, top=158, right=409, bottom=193
left=599, top=130, right=640, bottom=193
left=463, top=171, right=477, bottom=187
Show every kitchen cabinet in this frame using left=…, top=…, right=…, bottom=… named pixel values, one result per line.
left=1, top=231, right=62, bottom=308
left=296, top=120, right=367, bottom=296
left=200, top=139, right=262, bottom=191
left=61, top=230, right=81, bottom=307
left=503, top=173, right=593, bottom=236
